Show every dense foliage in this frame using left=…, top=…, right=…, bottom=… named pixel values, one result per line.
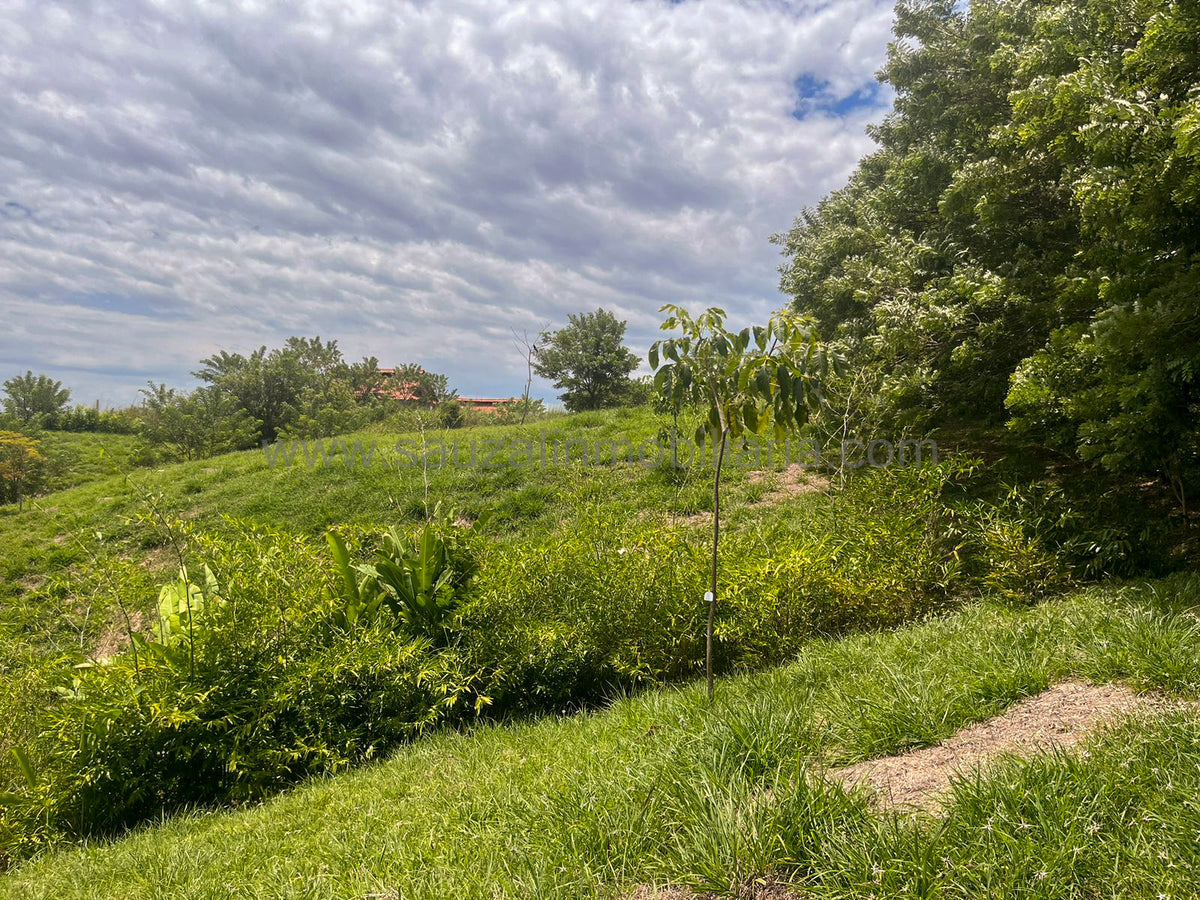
left=0, top=456, right=1080, bottom=860
left=137, top=384, right=260, bottom=460
left=1, top=374, right=70, bottom=423
left=0, top=432, right=44, bottom=508
left=775, top=0, right=1200, bottom=506
left=189, top=336, right=383, bottom=444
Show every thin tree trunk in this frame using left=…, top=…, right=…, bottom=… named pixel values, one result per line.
left=707, top=428, right=727, bottom=703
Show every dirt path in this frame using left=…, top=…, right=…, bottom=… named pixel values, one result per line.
left=830, top=680, right=1157, bottom=809
left=628, top=680, right=1186, bottom=899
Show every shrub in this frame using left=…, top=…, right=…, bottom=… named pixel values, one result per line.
left=2, top=522, right=475, bottom=850
left=44, top=406, right=139, bottom=434
left=356, top=512, right=480, bottom=645
left=0, top=459, right=1086, bottom=860
left=461, top=515, right=707, bottom=709
left=138, top=383, right=260, bottom=460
left=0, top=430, right=45, bottom=508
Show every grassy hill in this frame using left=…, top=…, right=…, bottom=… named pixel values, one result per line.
left=2, top=409, right=1198, bottom=896
left=3, top=575, right=1199, bottom=899
left=32, top=431, right=142, bottom=496
left=1, top=409, right=761, bottom=656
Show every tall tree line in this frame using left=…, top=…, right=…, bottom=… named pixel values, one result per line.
left=776, top=0, right=1199, bottom=507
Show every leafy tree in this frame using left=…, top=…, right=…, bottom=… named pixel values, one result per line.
left=194, top=337, right=379, bottom=443
left=775, top=0, right=1200, bottom=505
left=139, top=384, right=260, bottom=460
left=651, top=305, right=828, bottom=700
left=2, top=372, right=71, bottom=422
left=0, top=430, right=45, bottom=509
left=533, top=309, right=640, bottom=411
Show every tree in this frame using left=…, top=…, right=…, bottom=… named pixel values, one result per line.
left=0, top=430, right=45, bottom=509
left=651, top=305, right=828, bottom=700
left=2, top=372, right=71, bottom=422
left=533, top=309, right=639, bottom=411
left=775, top=0, right=1200, bottom=505
left=512, top=326, right=548, bottom=425
left=193, top=337, right=380, bottom=443
left=139, top=384, right=260, bottom=460
left=380, top=364, right=456, bottom=406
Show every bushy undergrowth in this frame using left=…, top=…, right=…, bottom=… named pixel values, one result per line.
left=0, top=460, right=1072, bottom=863
left=4, top=577, right=1199, bottom=899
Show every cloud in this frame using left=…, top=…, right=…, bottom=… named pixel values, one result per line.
left=0, top=0, right=895, bottom=405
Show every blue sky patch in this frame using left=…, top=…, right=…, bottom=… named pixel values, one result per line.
left=792, top=74, right=885, bottom=120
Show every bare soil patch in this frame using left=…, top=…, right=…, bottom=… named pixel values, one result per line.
left=627, top=878, right=798, bottom=900
left=748, top=464, right=828, bottom=505
left=831, top=680, right=1161, bottom=810
left=626, top=888, right=694, bottom=900
left=93, top=609, right=149, bottom=660
left=675, top=465, right=828, bottom=527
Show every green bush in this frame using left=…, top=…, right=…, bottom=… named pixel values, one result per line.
left=43, top=406, right=139, bottom=434
left=2, top=522, right=475, bottom=851
left=461, top=515, right=707, bottom=709
left=0, top=459, right=1085, bottom=861
left=361, top=514, right=480, bottom=645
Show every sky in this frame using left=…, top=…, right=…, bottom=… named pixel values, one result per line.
left=0, top=0, right=896, bottom=407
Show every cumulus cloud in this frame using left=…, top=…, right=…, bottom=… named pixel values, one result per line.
left=0, top=0, right=894, bottom=404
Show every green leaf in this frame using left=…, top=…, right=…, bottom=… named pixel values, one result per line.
left=742, top=401, right=759, bottom=432
left=11, top=747, right=36, bottom=790
left=793, top=378, right=806, bottom=410
left=326, top=531, right=361, bottom=608
left=754, top=366, right=772, bottom=397
left=777, top=364, right=792, bottom=397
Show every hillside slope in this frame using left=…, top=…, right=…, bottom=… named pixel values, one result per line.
left=3, top=576, right=1199, bottom=899
left=1, top=409, right=725, bottom=651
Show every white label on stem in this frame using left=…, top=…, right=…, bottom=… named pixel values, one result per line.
left=704, top=591, right=714, bottom=604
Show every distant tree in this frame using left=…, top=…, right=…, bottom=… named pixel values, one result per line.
left=193, top=347, right=305, bottom=443
left=2, top=372, right=71, bottom=422
left=193, top=337, right=380, bottom=443
left=533, top=309, right=639, bottom=411
left=0, top=430, right=45, bottom=509
left=139, top=384, right=260, bottom=460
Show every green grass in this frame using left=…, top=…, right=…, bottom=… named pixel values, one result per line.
left=3, top=409, right=765, bottom=647
left=4, top=574, right=1198, bottom=899
left=33, top=431, right=142, bottom=495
